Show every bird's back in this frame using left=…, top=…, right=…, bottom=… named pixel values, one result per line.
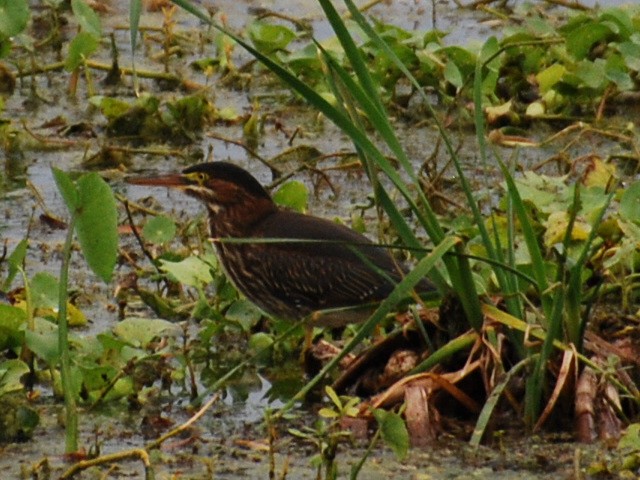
left=215, top=208, right=433, bottom=320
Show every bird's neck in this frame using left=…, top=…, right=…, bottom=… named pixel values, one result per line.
left=207, top=197, right=277, bottom=237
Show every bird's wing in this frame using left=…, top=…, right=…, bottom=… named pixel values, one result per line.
left=255, top=210, right=402, bottom=272
left=249, top=210, right=403, bottom=311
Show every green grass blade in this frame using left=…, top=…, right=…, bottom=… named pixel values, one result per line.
left=567, top=189, right=613, bottom=346
left=276, top=235, right=460, bottom=416
left=410, top=331, right=477, bottom=374
left=496, top=159, right=551, bottom=316
left=316, top=43, right=443, bottom=239
left=337, top=0, right=482, bottom=328
left=470, top=356, right=533, bottom=447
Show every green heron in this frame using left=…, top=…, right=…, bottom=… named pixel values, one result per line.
left=129, top=162, right=435, bottom=327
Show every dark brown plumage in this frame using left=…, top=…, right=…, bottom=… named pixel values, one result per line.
left=129, top=162, right=434, bottom=324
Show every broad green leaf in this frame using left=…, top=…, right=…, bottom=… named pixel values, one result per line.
left=543, top=211, right=590, bottom=248
left=437, top=46, right=476, bottom=79
left=248, top=21, right=296, bottom=53
left=160, top=256, right=214, bottom=287
left=248, top=332, right=274, bottom=363
left=65, top=31, right=100, bottom=71
left=443, top=61, right=463, bottom=89
left=76, top=173, right=118, bottom=282
left=273, top=181, right=308, bottom=212
left=0, top=0, right=29, bottom=38
left=0, top=305, right=26, bottom=350
left=78, top=364, right=116, bottom=392
left=373, top=409, right=409, bottom=460
left=52, top=167, right=79, bottom=212
left=618, top=41, right=640, bottom=72
left=620, top=181, right=640, bottom=224
left=113, top=318, right=181, bottom=348
left=599, top=8, right=632, bottom=39
left=566, top=22, right=612, bottom=60
left=142, top=215, right=176, bottom=244
left=30, top=272, right=59, bottom=310
left=90, top=96, right=132, bottom=119
left=536, top=63, right=566, bottom=94
left=0, top=359, right=29, bottom=396
left=618, top=424, right=640, bottom=451
left=512, top=171, right=568, bottom=215
left=582, top=157, right=616, bottom=189
left=24, top=327, right=59, bottom=365
left=575, top=59, right=606, bottom=90
left=605, top=54, right=633, bottom=91
left=71, top=0, right=102, bottom=38
left=225, top=299, right=262, bottom=332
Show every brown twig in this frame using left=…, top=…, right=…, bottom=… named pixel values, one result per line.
left=145, top=394, right=220, bottom=450
left=60, top=449, right=152, bottom=479
left=62, top=395, right=220, bottom=478
left=122, top=199, right=162, bottom=277
left=543, top=0, right=591, bottom=11
left=206, top=131, right=274, bottom=172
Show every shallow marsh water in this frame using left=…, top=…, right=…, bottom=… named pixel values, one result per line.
left=1, top=0, right=638, bottom=478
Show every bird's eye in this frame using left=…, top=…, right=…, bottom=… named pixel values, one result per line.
left=185, top=172, right=208, bottom=185
left=191, top=172, right=207, bottom=184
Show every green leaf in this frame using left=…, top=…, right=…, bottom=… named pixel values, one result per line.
left=113, top=318, right=182, bottom=348
left=272, top=181, right=308, bottom=212
left=536, top=64, right=566, bottom=94
left=325, top=385, right=342, bottom=409
left=443, top=61, right=463, bottom=90
left=76, top=173, right=118, bottom=283
left=24, top=320, right=59, bottom=365
left=90, top=95, right=132, bottom=119
left=71, top=0, right=102, bottom=38
left=30, top=272, right=59, bottom=310
left=620, top=181, right=640, bottom=224
left=225, top=299, right=262, bottom=332
left=248, top=332, right=274, bottom=363
left=159, top=256, right=214, bottom=287
left=618, top=41, right=640, bottom=72
left=0, top=359, right=29, bottom=396
left=437, top=46, right=476, bottom=80
left=605, top=56, right=633, bottom=91
left=248, top=21, right=296, bottom=54
left=2, top=239, right=28, bottom=291
left=52, top=168, right=79, bottom=212
left=65, top=31, right=100, bottom=71
left=373, top=409, right=409, bottom=460
left=566, top=22, right=612, bottom=60
left=142, top=215, right=176, bottom=244
left=318, top=407, right=340, bottom=418
left=0, top=0, right=29, bottom=38
left=0, top=305, right=26, bottom=350
left=618, top=423, right=640, bottom=451
left=575, top=59, right=606, bottom=90
left=599, top=8, right=632, bottom=39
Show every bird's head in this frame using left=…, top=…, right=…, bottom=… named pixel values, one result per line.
left=128, top=162, right=273, bottom=213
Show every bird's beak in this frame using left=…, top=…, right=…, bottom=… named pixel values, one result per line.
left=126, top=173, right=189, bottom=188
